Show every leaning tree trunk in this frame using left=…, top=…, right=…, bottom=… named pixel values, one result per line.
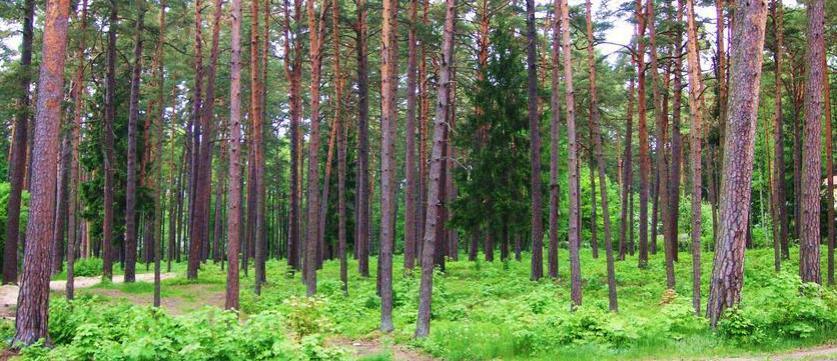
left=526, top=0, right=544, bottom=281
left=12, top=0, right=72, bottom=345
left=706, top=0, right=768, bottom=326
left=798, top=0, right=824, bottom=285
left=2, top=0, right=34, bottom=285
left=561, top=0, right=582, bottom=307
left=416, top=0, right=455, bottom=338
left=585, top=0, right=618, bottom=311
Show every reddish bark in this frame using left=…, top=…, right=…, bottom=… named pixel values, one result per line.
left=12, top=0, right=72, bottom=345
left=226, top=0, right=243, bottom=310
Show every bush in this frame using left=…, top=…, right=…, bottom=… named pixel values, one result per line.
left=21, top=297, right=347, bottom=361
left=72, top=258, right=103, bottom=277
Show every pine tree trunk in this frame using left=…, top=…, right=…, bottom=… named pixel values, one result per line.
left=549, top=0, right=561, bottom=278
left=416, top=0, right=456, bottom=338
left=12, top=0, right=72, bottom=345
left=635, top=0, right=650, bottom=269
left=226, top=0, right=243, bottom=310
left=685, top=0, right=704, bottom=316
left=404, top=0, right=419, bottom=271
left=355, top=0, right=370, bottom=277
left=124, top=1, right=146, bottom=283
left=334, top=0, right=348, bottom=294
left=379, top=0, right=399, bottom=330
left=585, top=0, right=617, bottom=311
left=706, top=0, right=768, bottom=326
left=561, top=0, right=582, bottom=307
left=825, top=62, right=834, bottom=285
left=186, top=0, right=205, bottom=280
left=304, top=0, right=325, bottom=295
left=2, top=0, right=34, bottom=285
left=620, top=75, right=636, bottom=261
left=283, top=0, right=303, bottom=271
left=799, top=0, right=824, bottom=284
left=66, top=0, right=88, bottom=299
left=526, top=0, right=544, bottom=281
left=102, top=0, right=119, bottom=281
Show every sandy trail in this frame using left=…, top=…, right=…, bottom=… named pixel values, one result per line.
left=715, top=345, right=837, bottom=361
left=0, top=272, right=176, bottom=320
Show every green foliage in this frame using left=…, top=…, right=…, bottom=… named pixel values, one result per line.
left=21, top=296, right=348, bottom=361
left=0, top=181, right=30, bottom=269
left=718, top=272, right=837, bottom=345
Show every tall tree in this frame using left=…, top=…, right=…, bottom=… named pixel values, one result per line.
left=67, top=0, right=89, bottom=299
left=404, top=0, right=419, bottom=271
left=124, top=0, right=147, bottom=283
left=706, top=0, right=768, bottom=326
left=102, top=0, right=118, bottom=281
left=379, top=0, right=399, bottom=331
left=549, top=0, right=561, bottom=278
left=561, top=0, right=581, bottom=307
left=152, top=0, right=168, bottom=307
left=799, top=0, right=824, bottom=284
left=770, top=0, right=789, bottom=267
left=333, top=0, right=349, bottom=294
left=416, top=0, right=456, bottom=338
left=12, top=0, right=72, bottom=345
left=355, top=0, right=370, bottom=277
left=620, top=73, right=636, bottom=260
left=826, top=63, right=834, bottom=286
left=585, top=0, right=618, bottom=311
left=304, top=0, right=326, bottom=295
left=3, top=0, right=35, bottom=285
left=635, top=0, right=650, bottom=269
left=526, top=0, right=544, bottom=280
left=187, top=0, right=205, bottom=280
left=226, top=0, right=243, bottom=310
left=684, top=0, right=704, bottom=316
left=251, top=0, right=266, bottom=293
left=283, top=0, right=303, bottom=271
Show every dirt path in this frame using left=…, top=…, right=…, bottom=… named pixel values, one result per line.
left=714, top=345, right=837, bottom=361
left=329, top=338, right=438, bottom=361
left=0, top=273, right=176, bottom=320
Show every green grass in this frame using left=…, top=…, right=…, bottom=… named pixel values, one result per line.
left=26, top=244, right=837, bottom=360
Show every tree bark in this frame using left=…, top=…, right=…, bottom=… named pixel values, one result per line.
left=549, top=0, right=562, bottom=278
left=770, top=0, right=789, bottom=267
left=585, top=0, right=617, bottom=311
left=706, top=0, right=768, bottom=326
left=635, top=0, right=650, bottom=269
left=283, top=0, right=303, bottom=271
left=799, top=0, right=824, bottom=284
left=251, top=0, right=267, bottom=292
left=526, top=0, right=544, bottom=281
left=3, top=0, right=35, bottom=285
left=124, top=1, right=146, bottom=283
left=101, top=0, right=119, bottom=281
left=186, top=0, right=205, bottom=280
left=620, top=74, right=636, bottom=261
left=685, top=0, right=704, bottom=316
left=226, top=0, right=243, bottom=310
left=355, top=0, right=370, bottom=277
left=825, top=62, right=834, bottom=285
left=561, top=0, right=581, bottom=307
left=12, top=0, right=71, bottom=345
left=416, top=0, right=455, bottom=338
left=304, top=0, right=326, bottom=295
left=404, top=0, right=419, bottom=271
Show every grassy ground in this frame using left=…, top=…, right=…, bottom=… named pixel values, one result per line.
left=8, top=245, right=837, bottom=360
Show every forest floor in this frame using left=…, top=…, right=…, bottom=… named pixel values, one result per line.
left=3, top=247, right=837, bottom=360
left=0, top=272, right=176, bottom=320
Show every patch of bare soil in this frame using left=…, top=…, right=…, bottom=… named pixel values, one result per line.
left=715, top=345, right=837, bottom=361
left=329, top=337, right=438, bottom=361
